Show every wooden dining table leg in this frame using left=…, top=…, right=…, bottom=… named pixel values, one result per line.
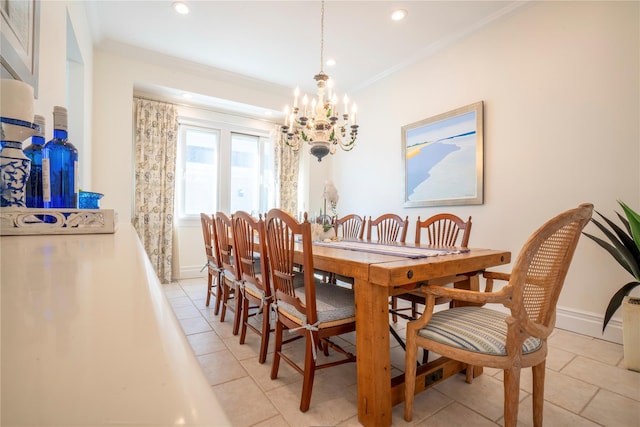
left=354, top=278, right=393, bottom=427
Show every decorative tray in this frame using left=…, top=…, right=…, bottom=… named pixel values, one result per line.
left=0, top=208, right=117, bottom=235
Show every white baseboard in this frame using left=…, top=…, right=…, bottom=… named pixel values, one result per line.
left=178, top=265, right=207, bottom=280
left=556, top=305, right=623, bottom=344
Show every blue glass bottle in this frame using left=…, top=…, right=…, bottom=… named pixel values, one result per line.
left=24, top=114, right=46, bottom=208
left=43, top=106, right=78, bottom=208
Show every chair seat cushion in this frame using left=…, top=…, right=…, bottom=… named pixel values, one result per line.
left=222, top=269, right=237, bottom=282
left=417, top=306, right=542, bottom=356
left=244, top=280, right=266, bottom=299
left=277, top=281, right=355, bottom=328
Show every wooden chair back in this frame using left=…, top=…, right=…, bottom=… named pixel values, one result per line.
left=334, top=214, right=365, bottom=240
left=264, top=208, right=318, bottom=325
left=200, top=212, right=221, bottom=309
left=511, top=204, right=593, bottom=333
left=415, top=213, right=472, bottom=247
left=367, top=213, right=408, bottom=242
left=214, top=211, right=237, bottom=277
left=232, top=211, right=270, bottom=297
left=200, top=212, right=220, bottom=268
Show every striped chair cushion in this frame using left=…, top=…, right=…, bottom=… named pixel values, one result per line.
left=417, top=306, right=542, bottom=356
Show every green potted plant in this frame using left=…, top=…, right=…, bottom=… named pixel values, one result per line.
left=583, top=200, right=640, bottom=371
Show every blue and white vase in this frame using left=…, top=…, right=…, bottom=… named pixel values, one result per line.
left=0, top=117, right=38, bottom=207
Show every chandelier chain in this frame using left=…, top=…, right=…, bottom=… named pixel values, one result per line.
left=320, top=0, right=325, bottom=73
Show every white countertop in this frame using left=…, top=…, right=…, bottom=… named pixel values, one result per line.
left=1, top=224, right=231, bottom=426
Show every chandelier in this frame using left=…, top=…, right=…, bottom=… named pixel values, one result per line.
left=280, top=0, right=359, bottom=162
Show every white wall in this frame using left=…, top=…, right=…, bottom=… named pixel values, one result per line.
left=331, top=1, right=639, bottom=342
left=34, top=1, right=93, bottom=187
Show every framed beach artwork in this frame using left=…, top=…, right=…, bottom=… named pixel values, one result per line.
left=402, top=101, right=483, bottom=207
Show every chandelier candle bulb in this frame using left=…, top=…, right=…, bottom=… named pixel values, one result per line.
left=302, top=95, right=309, bottom=118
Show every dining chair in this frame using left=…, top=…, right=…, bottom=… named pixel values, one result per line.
left=403, top=203, right=593, bottom=427
left=366, top=213, right=408, bottom=243
left=264, top=208, right=356, bottom=412
left=390, top=213, right=472, bottom=322
left=325, top=214, right=366, bottom=286
left=232, top=211, right=272, bottom=364
left=200, top=213, right=223, bottom=314
left=334, top=214, right=365, bottom=240
left=214, top=211, right=242, bottom=335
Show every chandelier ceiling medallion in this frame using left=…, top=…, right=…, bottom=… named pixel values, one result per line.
left=280, top=0, right=359, bottom=162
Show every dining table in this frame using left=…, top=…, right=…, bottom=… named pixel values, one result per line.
left=303, top=239, right=511, bottom=427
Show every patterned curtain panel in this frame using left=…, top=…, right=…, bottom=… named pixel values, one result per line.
left=132, top=98, right=178, bottom=283
left=274, top=125, right=300, bottom=216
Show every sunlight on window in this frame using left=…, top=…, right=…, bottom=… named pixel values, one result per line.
left=179, top=127, right=218, bottom=217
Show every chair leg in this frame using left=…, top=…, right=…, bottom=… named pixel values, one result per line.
left=503, top=366, right=522, bottom=427
left=403, top=333, right=419, bottom=421
left=391, top=297, right=398, bottom=322
left=258, top=303, right=270, bottom=364
left=532, top=360, right=546, bottom=427
left=205, top=273, right=212, bottom=307
left=219, top=281, right=229, bottom=322
left=300, top=331, right=318, bottom=412
left=232, top=285, right=242, bottom=336
left=239, top=297, right=249, bottom=345
left=465, top=364, right=474, bottom=384
left=270, top=320, right=283, bottom=380
left=214, top=274, right=223, bottom=315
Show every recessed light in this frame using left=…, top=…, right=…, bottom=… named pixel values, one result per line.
left=391, top=9, right=407, bottom=21
left=326, top=58, right=336, bottom=67
left=173, top=2, right=189, bottom=15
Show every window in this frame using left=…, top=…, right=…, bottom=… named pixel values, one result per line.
left=175, top=114, right=275, bottom=224
left=177, top=126, right=219, bottom=217
left=230, top=133, right=259, bottom=213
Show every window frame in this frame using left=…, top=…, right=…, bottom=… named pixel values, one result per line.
left=175, top=113, right=275, bottom=227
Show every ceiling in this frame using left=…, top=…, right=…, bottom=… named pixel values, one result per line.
left=85, top=1, right=525, bottom=112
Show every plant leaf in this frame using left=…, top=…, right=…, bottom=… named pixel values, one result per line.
left=582, top=231, right=637, bottom=278
left=619, top=201, right=640, bottom=254
left=597, top=211, right=638, bottom=258
left=584, top=216, right=640, bottom=279
left=596, top=210, right=640, bottom=270
left=603, top=281, right=640, bottom=332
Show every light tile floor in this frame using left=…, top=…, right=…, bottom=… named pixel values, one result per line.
left=164, top=278, right=640, bottom=427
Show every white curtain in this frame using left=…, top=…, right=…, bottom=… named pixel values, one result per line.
left=132, top=97, right=178, bottom=283
left=274, top=124, right=301, bottom=216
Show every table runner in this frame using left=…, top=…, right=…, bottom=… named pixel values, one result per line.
left=312, top=239, right=469, bottom=259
